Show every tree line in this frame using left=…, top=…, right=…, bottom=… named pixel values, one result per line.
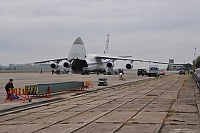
left=193, top=56, right=200, bottom=68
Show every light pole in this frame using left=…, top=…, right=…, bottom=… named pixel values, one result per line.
left=194, top=47, right=197, bottom=68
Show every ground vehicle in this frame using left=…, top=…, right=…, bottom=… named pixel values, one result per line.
left=98, top=78, right=108, bottom=86
left=179, top=70, right=185, bottom=75
left=148, top=65, right=159, bottom=77
left=137, top=69, right=147, bottom=76
left=118, top=69, right=124, bottom=74
left=159, top=70, right=165, bottom=75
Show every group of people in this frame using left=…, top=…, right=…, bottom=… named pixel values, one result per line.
left=51, top=69, right=70, bottom=75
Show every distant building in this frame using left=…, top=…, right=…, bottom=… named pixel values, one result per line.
left=0, top=63, right=70, bottom=71
left=167, top=59, right=184, bottom=70
left=167, top=59, right=192, bottom=70
left=7, top=63, right=56, bottom=70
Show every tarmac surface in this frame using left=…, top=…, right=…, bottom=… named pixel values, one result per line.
left=0, top=71, right=200, bottom=133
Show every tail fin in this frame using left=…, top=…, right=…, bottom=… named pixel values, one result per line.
left=68, top=37, right=86, bottom=61
left=104, top=34, right=109, bottom=54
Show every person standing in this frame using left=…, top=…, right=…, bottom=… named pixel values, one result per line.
left=52, top=69, right=54, bottom=75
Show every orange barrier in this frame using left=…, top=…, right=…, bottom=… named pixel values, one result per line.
left=5, top=88, right=31, bottom=103
left=85, top=80, right=94, bottom=89
left=74, top=81, right=94, bottom=91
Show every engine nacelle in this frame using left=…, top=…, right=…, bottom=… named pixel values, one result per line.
left=126, top=63, right=133, bottom=69
left=107, top=62, right=115, bottom=68
left=63, top=62, right=71, bottom=68
left=50, top=63, right=59, bottom=69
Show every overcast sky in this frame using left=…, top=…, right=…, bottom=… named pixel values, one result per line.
left=0, top=0, right=200, bottom=69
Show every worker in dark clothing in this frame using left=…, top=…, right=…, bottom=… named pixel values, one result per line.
left=5, top=79, right=14, bottom=97
left=5, top=79, right=14, bottom=94
left=5, top=79, right=19, bottom=99
left=52, top=69, right=54, bottom=75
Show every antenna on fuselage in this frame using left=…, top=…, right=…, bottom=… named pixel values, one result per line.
left=104, top=34, right=109, bottom=54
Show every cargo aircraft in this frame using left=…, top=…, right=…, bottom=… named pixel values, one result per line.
left=34, top=35, right=168, bottom=72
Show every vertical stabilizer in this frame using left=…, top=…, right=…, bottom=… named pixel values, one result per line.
left=104, top=34, right=109, bottom=54
left=68, top=37, right=86, bottom=61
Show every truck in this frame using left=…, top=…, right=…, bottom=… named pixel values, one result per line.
left=137, top=69, right=148, bottom=76
left=147, top=65, right=159, bottom=77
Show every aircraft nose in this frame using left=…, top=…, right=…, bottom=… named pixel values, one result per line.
left=73, top=37, right=84, bottom=45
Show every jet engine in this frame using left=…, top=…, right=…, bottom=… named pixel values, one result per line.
left=107, top=62, right=115, bottom=68
left=63, top=62, right=71, bottom=68
left=126, top=63, right=133, bottom=69
left=50, top=63, right=59, bottom=69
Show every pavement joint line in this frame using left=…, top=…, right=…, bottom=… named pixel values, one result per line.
left=32, top=91, right=133, bottom=133
left=0, top=97, right=65, bottom=117
left=0, top=76, right=155, bottom=125
left=70, top=76, right=164, bottom=97
left=32, top=76, right=169, bottom=133
left=114, top=75, right=181, bottom=133
left=155, top=75, right=182, bottom=133
left=4, top=76, right=200, bottom=132
left=71, top=75, right=176, bottom=132
left=158, top=75, right=200, bottom=132
left=70, top=98, right=141, bottom=132
left=0, top=77, right=151, bottom=116
left=1, top=74, right=188, bottom=132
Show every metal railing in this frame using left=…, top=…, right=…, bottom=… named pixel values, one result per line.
left=193, top=70, right=200, bottom=92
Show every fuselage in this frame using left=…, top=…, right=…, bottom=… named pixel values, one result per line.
left=85, top=54, right=110, bottom=72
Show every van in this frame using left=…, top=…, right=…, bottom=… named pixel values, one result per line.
left=137, top=69, right=147, bottom=76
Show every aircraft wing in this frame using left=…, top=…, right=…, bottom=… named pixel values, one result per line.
left=95, top=55, right=169, bottom=64
left=34, top=57, right=68, bottom=64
